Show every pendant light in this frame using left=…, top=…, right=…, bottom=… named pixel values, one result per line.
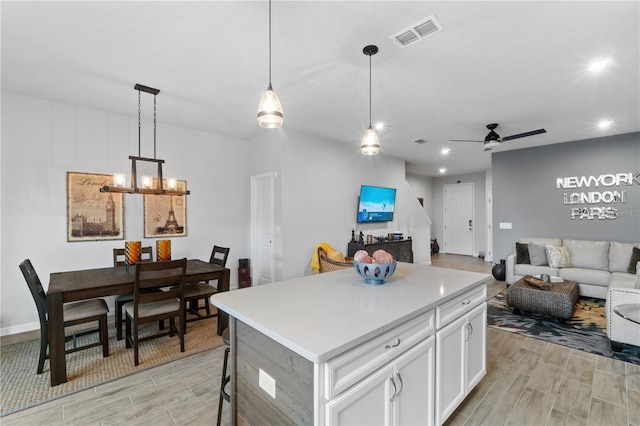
left=360, top=45, right=380, bottom=155
left=257, top=0, right=283, bottom=128
left=101, top=84, right=189, bottom=196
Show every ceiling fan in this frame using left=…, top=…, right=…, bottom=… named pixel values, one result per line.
left=450, top=123, right=546, bottom=151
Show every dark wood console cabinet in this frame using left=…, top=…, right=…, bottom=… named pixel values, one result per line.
left=347, top=239, right=413, bottom=263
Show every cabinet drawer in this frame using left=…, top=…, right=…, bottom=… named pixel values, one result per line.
left=324, top=310, right=434, bottom=400
left=436, top=285, right=486, bottom=329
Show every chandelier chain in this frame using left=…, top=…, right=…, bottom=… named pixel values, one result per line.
left=153, top=94, right=157, bottom=159
left=137, top=90, right=141, bottom=157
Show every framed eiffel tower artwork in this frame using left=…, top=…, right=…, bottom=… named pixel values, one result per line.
left=143, top=179, right=187, bottom=238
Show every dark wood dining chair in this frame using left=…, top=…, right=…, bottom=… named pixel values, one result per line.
left=124, top=258, right=187, bottom=366
left=19, top=259, right=109, bottom=374
left=113, top=246, right=154, bottom=340
left=182, top=245, right=230, bottom=331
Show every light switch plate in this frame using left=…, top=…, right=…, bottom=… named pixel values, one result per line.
left=259, top=368, right=276, bottom=399
left=499, top=222, right=512, bottom=229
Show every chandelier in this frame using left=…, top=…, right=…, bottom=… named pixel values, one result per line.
left=100, top=84, right=189, bottom=196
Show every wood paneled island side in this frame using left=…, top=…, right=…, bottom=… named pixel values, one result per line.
left=211, top=262, right=489, bottom=425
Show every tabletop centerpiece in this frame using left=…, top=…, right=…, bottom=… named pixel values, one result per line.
left=353, top=249, right=397, bottom=285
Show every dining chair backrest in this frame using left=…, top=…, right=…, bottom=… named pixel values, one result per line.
left=209, top=246, right=230, bottom=268
left=113, top=246, right=153, bottom=266
left=19, top=259, right=48, bottom=322
left=133, top=258, right=187, bottom=310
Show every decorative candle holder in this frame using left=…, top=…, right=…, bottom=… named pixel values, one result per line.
left=125, top=241, right=142, bottom=273
left=156, top=239, right=171, bottom=262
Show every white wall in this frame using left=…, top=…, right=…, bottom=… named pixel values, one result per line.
left=406, top=173, right=434, bottom=234
left=0, top=92, right=251, bottom=335
left=248, top=128, right=432, bottom=279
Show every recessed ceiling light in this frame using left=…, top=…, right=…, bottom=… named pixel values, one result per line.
left=597, top=119, right=613, bottom=129
left=441, top=148, right=450, bottom=155
left=588, top=58, right=611, bottom=73
left=374, top=122, right=384, bottom=130
left=439, top=168, right=447, bottom=174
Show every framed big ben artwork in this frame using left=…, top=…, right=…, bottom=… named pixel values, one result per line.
left=67, top=172, right=124, bottom=242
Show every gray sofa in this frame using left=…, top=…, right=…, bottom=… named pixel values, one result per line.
left=505, top=237, right=640, bottom=350
left=506, top=238, right=638, bottom=298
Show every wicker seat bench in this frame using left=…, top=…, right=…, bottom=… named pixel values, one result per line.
left=506, top=276, right=579, bottom=322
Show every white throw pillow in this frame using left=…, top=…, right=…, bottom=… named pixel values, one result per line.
left=546, top=245, right=571, bottom=268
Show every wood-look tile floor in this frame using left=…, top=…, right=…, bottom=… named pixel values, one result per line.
left=3, top=254, right=639, bottom=425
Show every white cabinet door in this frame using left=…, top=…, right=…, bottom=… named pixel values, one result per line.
left=465, top=303, right=487, bottom=391
left=435, top=302, right=487, bottom=425
left=326, top=363, right=394, bottom=425
left=327, top=337, right=435, bottom=426
left=435, top=315, right=466, bottom=425
left=393, top=337, right=435, bottom=426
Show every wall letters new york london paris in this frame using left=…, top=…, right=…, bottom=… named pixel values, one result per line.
left=557, top=171, right=640, bottom=220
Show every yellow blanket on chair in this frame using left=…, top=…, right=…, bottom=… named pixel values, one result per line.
left=310, top=242, right=336, bottom=274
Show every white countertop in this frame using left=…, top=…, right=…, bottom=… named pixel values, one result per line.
left=211, top=263, right=489, bottom=363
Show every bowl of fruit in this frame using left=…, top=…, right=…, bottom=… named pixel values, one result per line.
left=353, top=249, right=397, bottom=285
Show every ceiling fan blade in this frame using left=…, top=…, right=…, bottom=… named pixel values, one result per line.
left=449, top=139, right=483, bottom=143
left=503, top=128, right=546, bottom=141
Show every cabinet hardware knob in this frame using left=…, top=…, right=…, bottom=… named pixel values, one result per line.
left=389, top=375, right=397, bottom=402
left=385, top=338, right=401, bottom=349
left=462, top=299, right=471, bottom=305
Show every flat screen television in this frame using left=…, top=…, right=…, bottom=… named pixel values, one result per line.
left=357, top=185, right=397, bottom=223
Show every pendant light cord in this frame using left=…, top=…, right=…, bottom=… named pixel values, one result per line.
left=368, top=54, right=372, bottom=127
left=268, top=0, right=272, bottom=86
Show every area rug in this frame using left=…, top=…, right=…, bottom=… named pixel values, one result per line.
left=487, top=290, right=640, bottom=365
left=0, top=316, right=223, bottom=416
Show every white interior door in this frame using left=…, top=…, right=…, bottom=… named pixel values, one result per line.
left=250, top=173, right=275, bottom=286
left=443, top=183, right=474, bottom=255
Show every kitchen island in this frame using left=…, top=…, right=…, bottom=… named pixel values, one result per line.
left=211, top=262, right=489, bottom=425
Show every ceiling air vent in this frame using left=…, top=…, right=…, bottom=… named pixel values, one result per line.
left=392, top=15, right=444, bottom=48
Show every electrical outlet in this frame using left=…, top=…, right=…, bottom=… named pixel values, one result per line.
left=259, top=368, right=276, bottom=399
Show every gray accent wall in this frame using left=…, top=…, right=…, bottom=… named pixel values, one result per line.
left=492, top=132, right=640, bottom=261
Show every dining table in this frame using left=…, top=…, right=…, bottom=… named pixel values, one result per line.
left=47, top=258, right=230, bottom=386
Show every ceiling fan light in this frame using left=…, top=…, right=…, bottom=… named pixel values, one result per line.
left=484, top=140, right=500, bottom=150
left=257, top=85, right=284, bottom=128
left=360, top=126, right=380, bottom=155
